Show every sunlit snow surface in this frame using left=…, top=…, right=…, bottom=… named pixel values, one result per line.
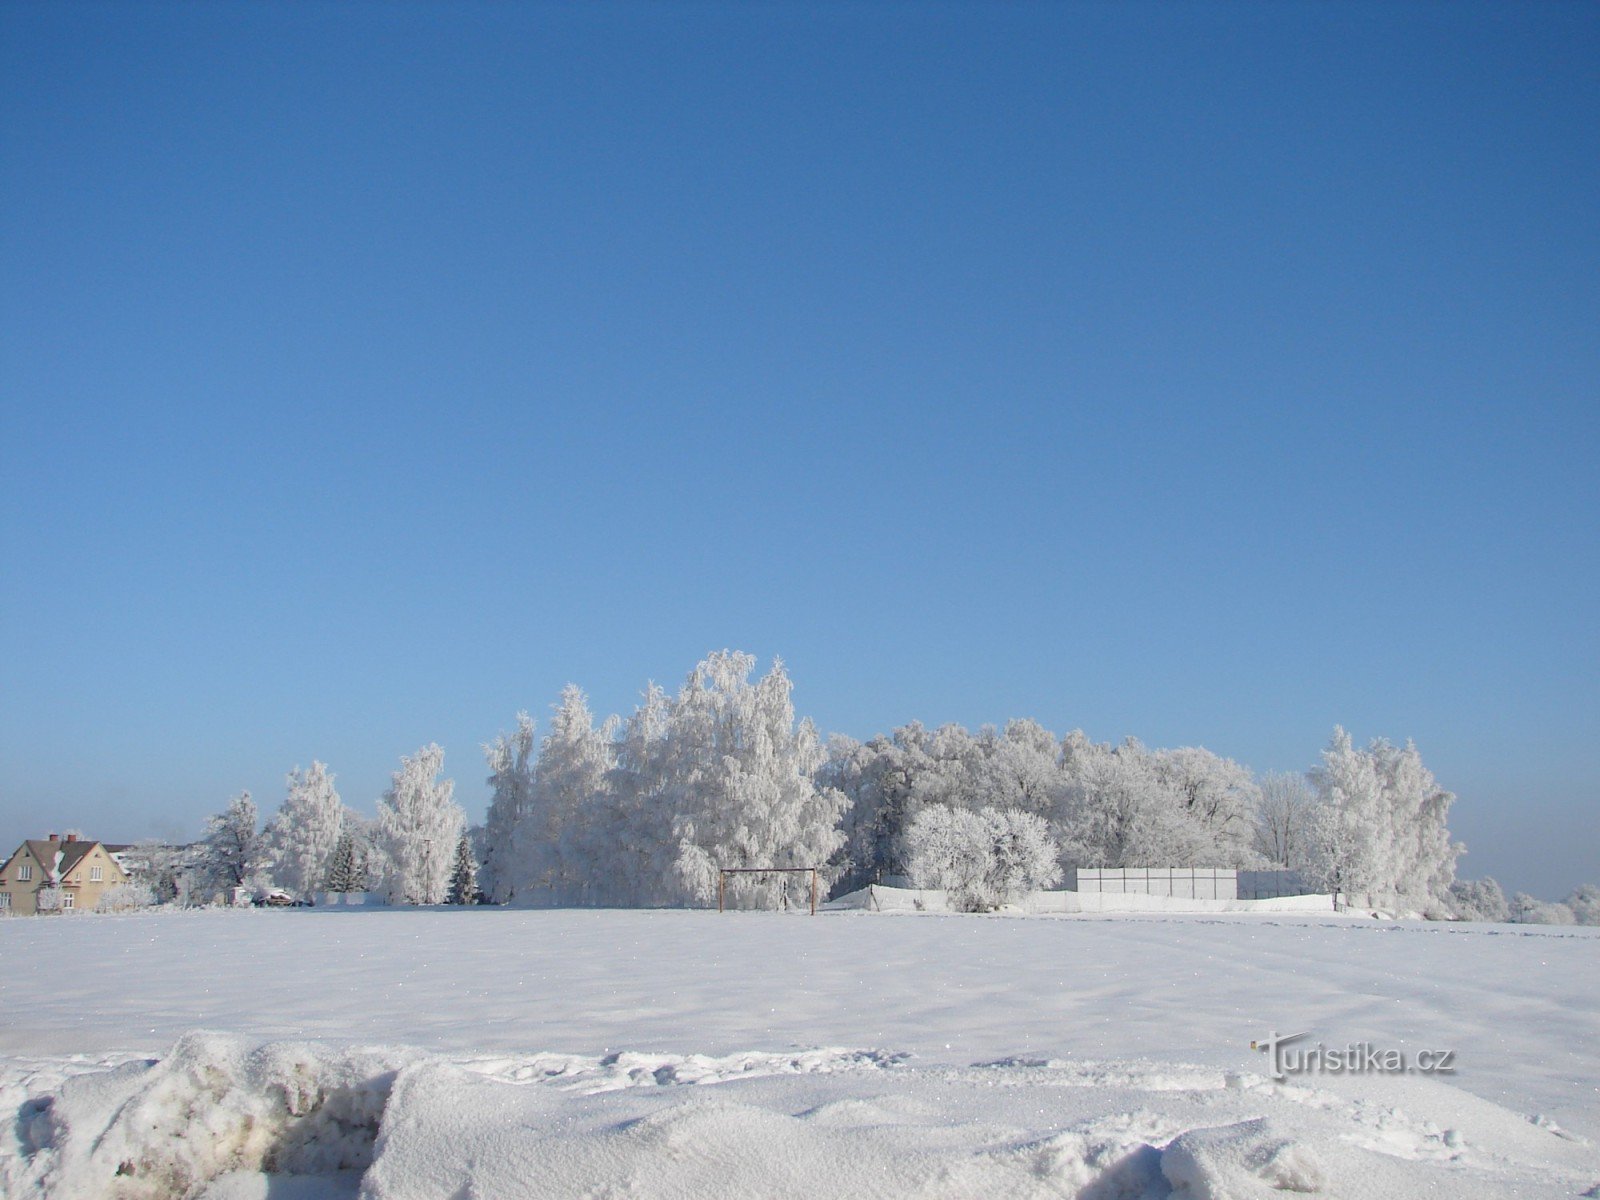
left=2, top=908, right=1597, bottom=1198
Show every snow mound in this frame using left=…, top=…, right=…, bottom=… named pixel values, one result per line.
left=6, top=1037, right=1598, bottom=1199
left=1161, top=1117, right=1326, bottom=1197
left=5, top=1032, right=419, bottom=1200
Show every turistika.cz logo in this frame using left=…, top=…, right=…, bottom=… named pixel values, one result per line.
left=1250, top=1032, right=1457, bottom=1081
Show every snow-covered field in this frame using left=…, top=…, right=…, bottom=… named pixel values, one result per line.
left=3, top=907, right=1597, bottom=1198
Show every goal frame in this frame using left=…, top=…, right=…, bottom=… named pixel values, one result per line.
left=716, top=867, right=820, bottom=915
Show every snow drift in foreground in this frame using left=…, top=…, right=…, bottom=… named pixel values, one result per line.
left=5, top=1031, right=1595, bottom=1200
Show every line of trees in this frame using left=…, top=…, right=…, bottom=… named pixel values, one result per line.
left=122, top=649, right=1589, bottom=921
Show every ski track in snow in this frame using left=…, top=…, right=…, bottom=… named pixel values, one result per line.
left=2, top=907, right=1597, bottom=1198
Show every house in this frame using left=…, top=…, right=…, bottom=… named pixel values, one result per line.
left=0, top=833, right=132, bottom=916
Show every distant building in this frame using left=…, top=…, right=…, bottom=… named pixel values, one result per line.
left=0, top=833, right=131, bottom=915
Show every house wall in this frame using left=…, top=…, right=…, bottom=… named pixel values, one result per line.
left=0, top=844, right=45, bottom=916
left=56, top=844, right=130, bottom=911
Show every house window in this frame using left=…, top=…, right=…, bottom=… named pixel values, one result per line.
left=0, top=893, right=10, bottom=909
left=18, top=864, right=30, bottom=882
left=62, top=892, right=75, bottom=909
left=90, top=866, right=104, bottom=882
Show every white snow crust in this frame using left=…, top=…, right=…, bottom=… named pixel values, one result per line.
left=3, top=907, right=1596, bottom=1198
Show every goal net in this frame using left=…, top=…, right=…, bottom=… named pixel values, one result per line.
left=717, top=867, right=820, bottom=915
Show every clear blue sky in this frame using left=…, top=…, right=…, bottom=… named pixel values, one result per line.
left=2, top=2, right=1595, bottom=897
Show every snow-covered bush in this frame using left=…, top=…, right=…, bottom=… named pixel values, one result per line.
left=986, top=808, right=1063, bottom=902
left=905, top=805, right=1060, bottom=911
left=904, top=806, right=992, bottom=910
left=1564, top=884, right=1600, bottom=926
left=1448, top=877, right=1510, bottom=922
left=96, top=882, right=155, bottom=912
left=1510, top=893, right=1576, bottom=925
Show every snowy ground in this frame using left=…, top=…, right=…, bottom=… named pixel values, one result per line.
left=2, top=907, right=1597, bottom=1198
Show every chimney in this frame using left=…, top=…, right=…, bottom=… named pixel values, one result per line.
left=65, top=833, right=78, bottom=843
left=48, top=833, right=59, bottom=842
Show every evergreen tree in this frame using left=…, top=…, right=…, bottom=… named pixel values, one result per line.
left=447, top=834, right=480, bottom=905
left=324, top=830, right=362, bottom=893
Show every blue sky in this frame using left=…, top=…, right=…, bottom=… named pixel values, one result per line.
left=2, top=2, right=1595, bottom=897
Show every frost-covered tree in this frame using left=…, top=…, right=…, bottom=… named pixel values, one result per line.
left=967, top=721, right=1062, bottom=819
left=261, top=761, right=344, bottom=900
left=480, top=712, right=535, bottom=903
left=822, top=718, right=1064, bottom=893
left=1302, top=729, right=1459, bottom=909
left=904, top=805, right=992, bottom=910
left=1449, top=877, right=1510, bottom=922
left=198, top=792, right=262, bottom=900
left=1510, top=892, right=1576, bottom=925
left=819, top=732, right=920, bottom=892
left=904, top=805, right=1060, bottom=911
left=1150, top=746, right=1261, bottom=865
left=515, top=686, right=616, bottom=904
left=593, top=682, right=684, bottom=907
left=1564, top=884, right=1600, bottom=926
left=126, top=839, right=188, bottom=905
left=1253, top=771, right=1315, bottom=869
left=667, top=652, right=848, bottom=908
left=985, top=807, right=1063, bottom=902
left=1055, top=734, right=1211, bottom=868
left=447, top=834, right=480, bottom=905
left=377, top=744, right=465, bottom=905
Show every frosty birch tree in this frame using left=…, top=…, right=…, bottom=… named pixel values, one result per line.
left=480, top=712, right=535, bottom=903
left=668, top=652, right=847, bottom=908
left=515, top=686, right=615, bottom=904
left=377, top=744, right=465, bottom=905
left=1302, top=728, right=1459, bottom=908
left=605, top=682, right=679, bottom=906
left=261, top=761, right=344, bottom=900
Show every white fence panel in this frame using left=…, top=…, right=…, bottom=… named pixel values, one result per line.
left=1069, top=868, right=1238, bottom=901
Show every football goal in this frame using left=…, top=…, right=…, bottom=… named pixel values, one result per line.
left=716, top=867, right=821, bottom=915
